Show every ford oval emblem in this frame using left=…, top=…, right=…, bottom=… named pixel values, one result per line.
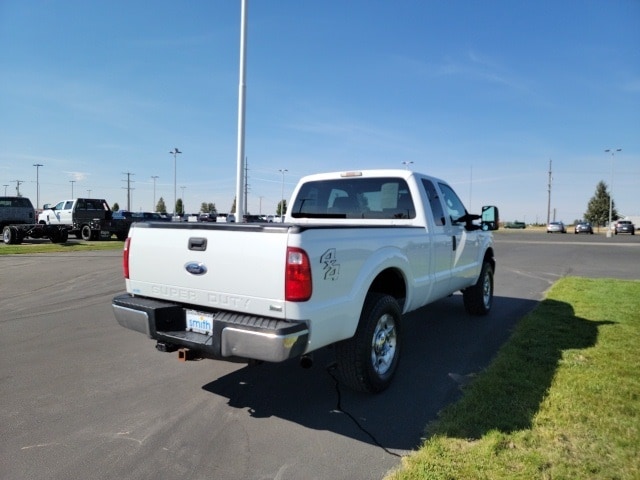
left=185, top=262, right=208, bottom=275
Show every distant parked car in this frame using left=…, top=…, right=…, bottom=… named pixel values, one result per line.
left=615, top=220, right=635, bottom=235
left=547, top=221, right=566, bottom=233
left=504, top=221, right=526, bottom=229
left=574, top=222, right=593, bottom=234
left=198, top=212, right=217, bottom=222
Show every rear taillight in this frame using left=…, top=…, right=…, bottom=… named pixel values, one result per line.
left=285, top=247, right=312, bottom=301
left=123, top=237, right=131, bottom=279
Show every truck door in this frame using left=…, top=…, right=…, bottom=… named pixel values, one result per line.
left=59, top=200, right=74, bottom=225
left=46, top=200, right=69, bottom=225
left=421, top=179, right=453, bottom=299
left=437, top=183, right=481, bottom=291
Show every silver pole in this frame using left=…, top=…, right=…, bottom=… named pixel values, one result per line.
left=235, top=0, right=248, bottom=222
left=605, top=148, right=622, bottom=237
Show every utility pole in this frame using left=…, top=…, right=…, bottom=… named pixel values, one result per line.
left=122, top=172, right=135, bottom=211
left=244, top=158, right=249, bottom=217
left=14, top=180, right=25, bottom=196
left=33, top=163, right=43, bottom=209
left=70, top=180, right=75, bottom=197
left=151, top=175, right=159, bottom=211
left=546, top=159, right=552, bottom=226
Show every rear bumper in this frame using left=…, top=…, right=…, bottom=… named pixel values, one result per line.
left=112, top=293, right=308, bottom=362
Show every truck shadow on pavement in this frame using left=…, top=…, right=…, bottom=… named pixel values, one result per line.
left=201, top=294, right=605, bottom=452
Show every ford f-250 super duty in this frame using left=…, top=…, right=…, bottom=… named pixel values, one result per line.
left=112, top=169, right=499, bottom=392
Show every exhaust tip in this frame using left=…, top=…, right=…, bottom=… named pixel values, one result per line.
left=300, top=354, right=313, bottom=369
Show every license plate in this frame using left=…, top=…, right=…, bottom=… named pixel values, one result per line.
left=185, top=309, right=213, bottom=335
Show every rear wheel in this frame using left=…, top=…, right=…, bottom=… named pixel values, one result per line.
left=463, top=260, right=494, bottom=315
left=3, top=226, right=19, bottom=245
left=50, top=227, right=68, bottom=244
left=335, top=293, right=401, bottom=393
left=81, top=224, right=92, bottom=241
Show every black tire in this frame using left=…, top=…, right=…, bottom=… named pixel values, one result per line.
left=3, top=226, right=19, bottom=245
left=81, top=224, right=92, bottom=241
left=50, top=228, right=68, bottom=244
left=335, top=293, right=401, bottom=393
left=463, top=260, right=494, bottom=315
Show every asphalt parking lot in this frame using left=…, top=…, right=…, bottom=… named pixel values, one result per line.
left=1, top=231, right=638, bottom=480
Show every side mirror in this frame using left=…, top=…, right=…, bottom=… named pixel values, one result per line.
left=43, top=203, right=52, bottom=210
left=481, top=206, right=500, bottom=231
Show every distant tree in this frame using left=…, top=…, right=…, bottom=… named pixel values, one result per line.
left=585, top=180, right=618, bottom=227
left=277, top=199, right=287, bottom=217
left=230, top=197, right=236, bottom=214
left=200, top=202, right=216, bottom=214
left=156, top=197, right=167, bottom=214
left=112, top=202, right=120, bottom=211
left=175, top=198, right=184, bottom=215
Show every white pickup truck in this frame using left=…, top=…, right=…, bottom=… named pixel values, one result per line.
left=113, top=169, right=499, bottom=392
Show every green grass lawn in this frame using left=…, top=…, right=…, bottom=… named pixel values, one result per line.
left=0, top=239, right=124, bottom=254
left=387, top=277, right=640, bottom=480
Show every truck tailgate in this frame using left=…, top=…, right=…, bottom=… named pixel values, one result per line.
left=126, top=223, right=290, bottom=318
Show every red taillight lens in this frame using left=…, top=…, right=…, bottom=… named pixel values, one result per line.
left=123, top=237, right=131, bottom=279
left=285, top=247, right=312, bottom=301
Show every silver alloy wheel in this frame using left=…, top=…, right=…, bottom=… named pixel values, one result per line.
left=371, top=313, right=397, bottom=376
left=482, top=269, right=492, bottom=309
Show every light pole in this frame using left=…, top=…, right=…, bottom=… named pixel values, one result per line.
left=2, top=185, right=8, bottom=195
left=279, top=169, right=287, bottom=222
left=151, top=175, right=159, bottom=211
left=605, top=148, right=622, bottom=237
left=169, top=148, right=181, bottom=218
left=402, top=161, right=413, bottom=170
left=33, top=163, right=43, bottom=209
left=180, top=186, right=186, bottom=215
left=70, top=180, right=75, bottom=197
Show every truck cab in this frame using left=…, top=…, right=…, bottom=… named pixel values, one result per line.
left=39, top=200, right=74, bottom=226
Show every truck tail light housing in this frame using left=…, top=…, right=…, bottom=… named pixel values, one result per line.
left=123, top=237, right=131, bottom=279
left=285, top=247, right=312, bottom=301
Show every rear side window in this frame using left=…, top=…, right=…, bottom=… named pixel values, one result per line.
left=291, top=177, right=415, bottom=219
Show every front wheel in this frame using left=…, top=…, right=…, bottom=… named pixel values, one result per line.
left=463, top=260, right=494, bottom=315
left=335, top=293, right=401, bottom=393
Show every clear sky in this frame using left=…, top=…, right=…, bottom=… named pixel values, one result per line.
left=1, top=0, right=638, bottom=223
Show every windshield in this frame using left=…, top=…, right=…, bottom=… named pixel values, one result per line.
left=291, top=177, right=415, bottom=219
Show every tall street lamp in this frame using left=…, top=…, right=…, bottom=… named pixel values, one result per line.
left=33, top=163, right=43, bottom=209
left=169, top=148, right=182, bottom=218
left=605, top=148, right=622, bottom=238
left=151, top=175, right=159, bottom=211
left=402, top=161, right=413, bottom=170
left=70, top=180, right=75, bottom=197
left=279, top=169, right=288, bottom=222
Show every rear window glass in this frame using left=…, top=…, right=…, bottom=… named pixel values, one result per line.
left=0, top=197, right=34, bottom=208
left=291, top=177, right=415, bottom=219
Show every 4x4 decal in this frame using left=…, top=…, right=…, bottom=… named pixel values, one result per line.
left=320, top=248, right=340, bottom=281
